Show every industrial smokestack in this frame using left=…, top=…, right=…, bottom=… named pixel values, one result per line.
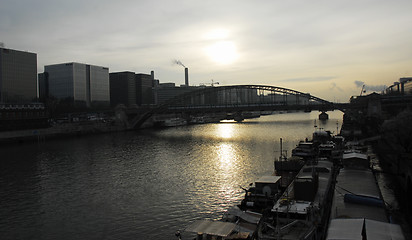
left=185, top=68, right=189, bottom=86
left=173, top=59, right=188, bottom=86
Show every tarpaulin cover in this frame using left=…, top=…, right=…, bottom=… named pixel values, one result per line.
left=185, top=220, right=236, bottom=237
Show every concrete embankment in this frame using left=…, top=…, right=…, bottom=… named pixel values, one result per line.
left=0, top=121, right=127, bottom=143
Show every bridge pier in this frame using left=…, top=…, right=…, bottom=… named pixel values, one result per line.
left=319, top=111, right=328, bottom=120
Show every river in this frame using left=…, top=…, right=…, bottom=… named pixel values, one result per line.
left=0, top=111, right=344, bottom=240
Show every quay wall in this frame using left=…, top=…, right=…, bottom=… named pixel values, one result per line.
left=0, top=121, right=128, bottom=143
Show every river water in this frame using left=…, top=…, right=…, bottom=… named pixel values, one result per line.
left=0, top=111, right=343, bottom=240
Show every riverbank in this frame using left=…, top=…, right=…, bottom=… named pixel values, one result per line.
left=340, top=107, right=412, bottom=237
left=0, top=121, right=128, bottom=144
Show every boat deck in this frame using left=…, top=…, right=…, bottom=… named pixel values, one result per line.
left=331, top=168, right=388, bottom=222
left=273, top=160, right=334, bottom=214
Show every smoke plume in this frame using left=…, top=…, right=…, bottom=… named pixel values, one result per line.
left=330, top=82, right=343, bottom=92
left=174, top=59, right=186, bottom=68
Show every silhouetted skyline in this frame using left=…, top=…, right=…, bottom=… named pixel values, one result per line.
left=1, top=0, right=412, bottom=102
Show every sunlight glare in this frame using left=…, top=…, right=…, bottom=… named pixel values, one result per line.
left=204, top=29, right=229, bottom=40
left=217, top=143, right=235, bottom=169
left=206, top=41, right=238, bottom=65
left=216, top=123, right=235, bottom=139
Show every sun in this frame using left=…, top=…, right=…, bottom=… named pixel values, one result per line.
left=205, top=41, right=238, bottom=65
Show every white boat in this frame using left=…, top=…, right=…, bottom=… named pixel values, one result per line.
left=160, top=118, right=187, bottom=127
left=291, top=141, right=316, bottom=159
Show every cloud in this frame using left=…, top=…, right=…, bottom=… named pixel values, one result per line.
left=330, top=82, right=343, bottom=92
left=1, top=0, right=412, bottom=100
left=366, top=84, right=387, bottom=92
left=354, top=80, right=364, bottom=88
left=353, top=80, right=387, bottom=92
left=280, top=76, right=336, bottom=83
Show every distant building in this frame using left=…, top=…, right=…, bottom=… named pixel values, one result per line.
left=136, top=73, right=154, bottom=106
left=109, top=71, right=156, bottom=107
left=110, top=71, right=208, bottom=107
left=155, top=83, right=200, bottom=105
left=109, top=71, right=135, bottom=107
left=400, top=77, right=412, bottom=95
left=0, top=47, right=37, bottom=103
left=38, top=72, right=49, bottom=101
left=385, top=77, right=412, bottom=95
left=43, top=62, right=110, bottom=108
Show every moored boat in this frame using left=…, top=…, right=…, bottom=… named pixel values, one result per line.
left=156, top=117, right=187, bottom=127
left=326, top=147, right=406, bottom=239
left=291, top=141, right=316, bottom=159
left=257, top=159, right=336, bottom=240
left=274, top=156, right=305, bottom=190
left=179, top=207, right=262, bottom=240
left=181, top=219, right=252, bottom=240
left=239, top=175, right=282, bottom=212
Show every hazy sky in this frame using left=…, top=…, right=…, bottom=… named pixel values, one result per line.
left=1, top=0, right=412, bottom=102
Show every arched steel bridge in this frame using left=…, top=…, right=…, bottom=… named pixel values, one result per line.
left=129, top=85, right=350, bottom=129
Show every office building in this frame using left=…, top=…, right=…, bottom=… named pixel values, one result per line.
left=44, top=62, right=110, bottom=108
left=38, top=72, right=49, bottom=101
left=0, top=47, right=37, bottom=103
left=155, top=83, right=200, bottom=105
left=109, top=71, right=135, bottom=107
left=136, top=73, right=154, bottom=106
left=109, top=71, right=156, bottom=107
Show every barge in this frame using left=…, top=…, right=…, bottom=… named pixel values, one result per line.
left=326, top=149, right=405, bottom=239
left=258, top=159, right=336, bottom=240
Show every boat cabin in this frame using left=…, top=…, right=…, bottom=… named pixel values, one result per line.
left=342, top=152, right=369, bottom=169
left=254, top=176, right=281, bottom=196
left=272, top=161, right=333, bottom=218
left=240, top=176, right=281, bottom=211
left=313, top=130, right=332, bottom=143
left=292, top=142, right=316, bottom=159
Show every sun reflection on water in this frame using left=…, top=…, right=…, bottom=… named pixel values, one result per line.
left=217, top=142, right=235, bottom=170
left=214, top=142, right=245, bottom=211
left=215, top=122, right=235, bottom=139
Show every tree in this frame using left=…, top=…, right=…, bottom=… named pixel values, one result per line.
left=381, top=110, right=412, bottom=153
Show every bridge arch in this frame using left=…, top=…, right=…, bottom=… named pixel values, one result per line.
left=132, top=85, right=337, bottom=128
left=164, top=85, right=333, bottom=108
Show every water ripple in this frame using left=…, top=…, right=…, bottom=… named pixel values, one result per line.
left=0, top=112, right=344, bottom=240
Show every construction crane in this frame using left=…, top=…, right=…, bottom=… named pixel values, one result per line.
left=360, top=85, right=366, bottom=96
left=200, top=79, right=219, bottom=87
left=211, top=79, right=219, bottom=87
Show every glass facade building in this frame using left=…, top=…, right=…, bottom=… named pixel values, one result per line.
left=109, top=71, right=156, bottom=107
left=109, top=72, right=135, bottom=107
left=44, top=62, right=110, bottom=107
left=0, top=47, right=37, bottom=103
